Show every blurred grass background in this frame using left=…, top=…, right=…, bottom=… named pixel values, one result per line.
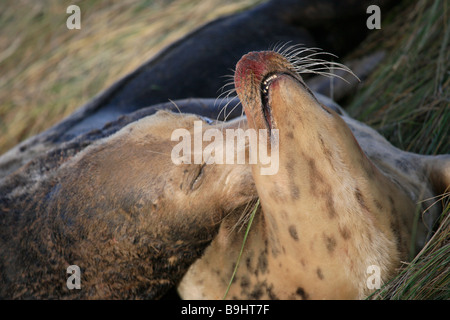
left=347, top=0, right=449, bottom=156
left=0, top=0, right=262, bottom=155
left=345, top=0, right=449, bottom=299
left=346, top=0, right=449, bottom=299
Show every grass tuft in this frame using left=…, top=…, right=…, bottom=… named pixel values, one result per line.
left=347, top=0, right=449, bottom=156
left=368, top=194, right=449, bottom=300
left=0, top=0, right=263, bottom=155
left=346, top=0, right=449, bottom=299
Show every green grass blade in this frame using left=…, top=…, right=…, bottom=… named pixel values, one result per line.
left=223, top=198, right=259, bottom=300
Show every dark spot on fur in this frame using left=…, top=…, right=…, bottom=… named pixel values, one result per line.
left=268, top=290, right=278, bottom=300
left=245, top=252, right=254, bottom=272
left=388, top=195, right=395, bottom=207
left=355, top=187, right=368, bottom=212
left=240, top=276, right=250, bottom=289
left=390, top=218, right=406, bottom=256
left=318, top=134, right=333, bottom=157
left=285, top=158, right=300, bottom=201
left=395, top=158, right=410, bottom=173
left=325, top=193, right=337, bottom=219
left=316, top=268, right=324, bottom=280
left=269, top=183, right=285, bottom=203
left=257, top=251, right=268, bottom=274
left=339, top=226, right=351, bottom=240
left=307, top=157, right=323, bottom=183
left=324, top=234, right=337, bottom=253
left=249, top=284, right=263, bottom=299
left=296, top=287, right=309, bottom=300
left=373, top=199, right=383, bottom=211
left=288, top=225, right=299, bottom=241
left=286, top=131, right=294, bottom=139
left=266, top=213, right=278, bottom=232
left=318, top=134, right=336, bottom=171
left=247, top=281, right=278, bottom=300
left=269, top=189, right=280, bottom=203
left=286, top=161, right=295, bottom=176
left=291, top=185, right=300, bottom=200
left=271, top=245, right=281, bottom=257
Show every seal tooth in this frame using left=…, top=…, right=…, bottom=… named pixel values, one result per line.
left=263, top=74, right=278, bottom=86
left=262, top=74, right=278, bottom=94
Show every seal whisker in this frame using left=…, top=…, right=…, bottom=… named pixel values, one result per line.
left=276, top=43, right=311, bottom=55
left=299, top=50, right=338, bottom=60
left=168, top=99, right=183, bottom=115
left=294, top=61, right=359, bottom=82
left=216, top=88, right=238, bottom=122
left=283, top=46, right=324, bottom=61
left=272, top=41, right=295, bottom=55
left=299, top=70, right=352, bottom=83
left=277, top=45, right=359, bottom=82
left=223, top=97, right=241, bottom=122
left=281, top=46, right=329, bottom=64
left=215, top=81, right=238, bottom=121
left=216, top=82, right=236, bottom=101
left=296, top=63, right=352, bottom=75
left=293, top=58, right=350, bottom=70
left=216, top=70, right=237, bottom=101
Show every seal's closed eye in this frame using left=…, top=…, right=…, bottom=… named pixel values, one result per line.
left=190, top=163, right=206, bottom=191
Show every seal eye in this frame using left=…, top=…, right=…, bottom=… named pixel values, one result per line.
left=190, top=163, right=206, bottom=191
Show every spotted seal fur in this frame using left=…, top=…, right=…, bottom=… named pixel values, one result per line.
left=0, top=85, right=341, bottom=299
left=178, top=48, right=450, bottom=299
left=0, top=111, right=258, bottom=299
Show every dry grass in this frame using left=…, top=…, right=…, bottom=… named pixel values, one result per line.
left=0, top=0, right=262, bottom=154
left=347, top=0, right=449, bottom=156
left=345, top=0, right=449, bottom=299
left=368, top=194, right=449, bottom=300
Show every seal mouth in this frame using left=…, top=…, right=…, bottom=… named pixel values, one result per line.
left=260, top=73, right=278, bottom=130
left=260, top=72, right=306, bottom=131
